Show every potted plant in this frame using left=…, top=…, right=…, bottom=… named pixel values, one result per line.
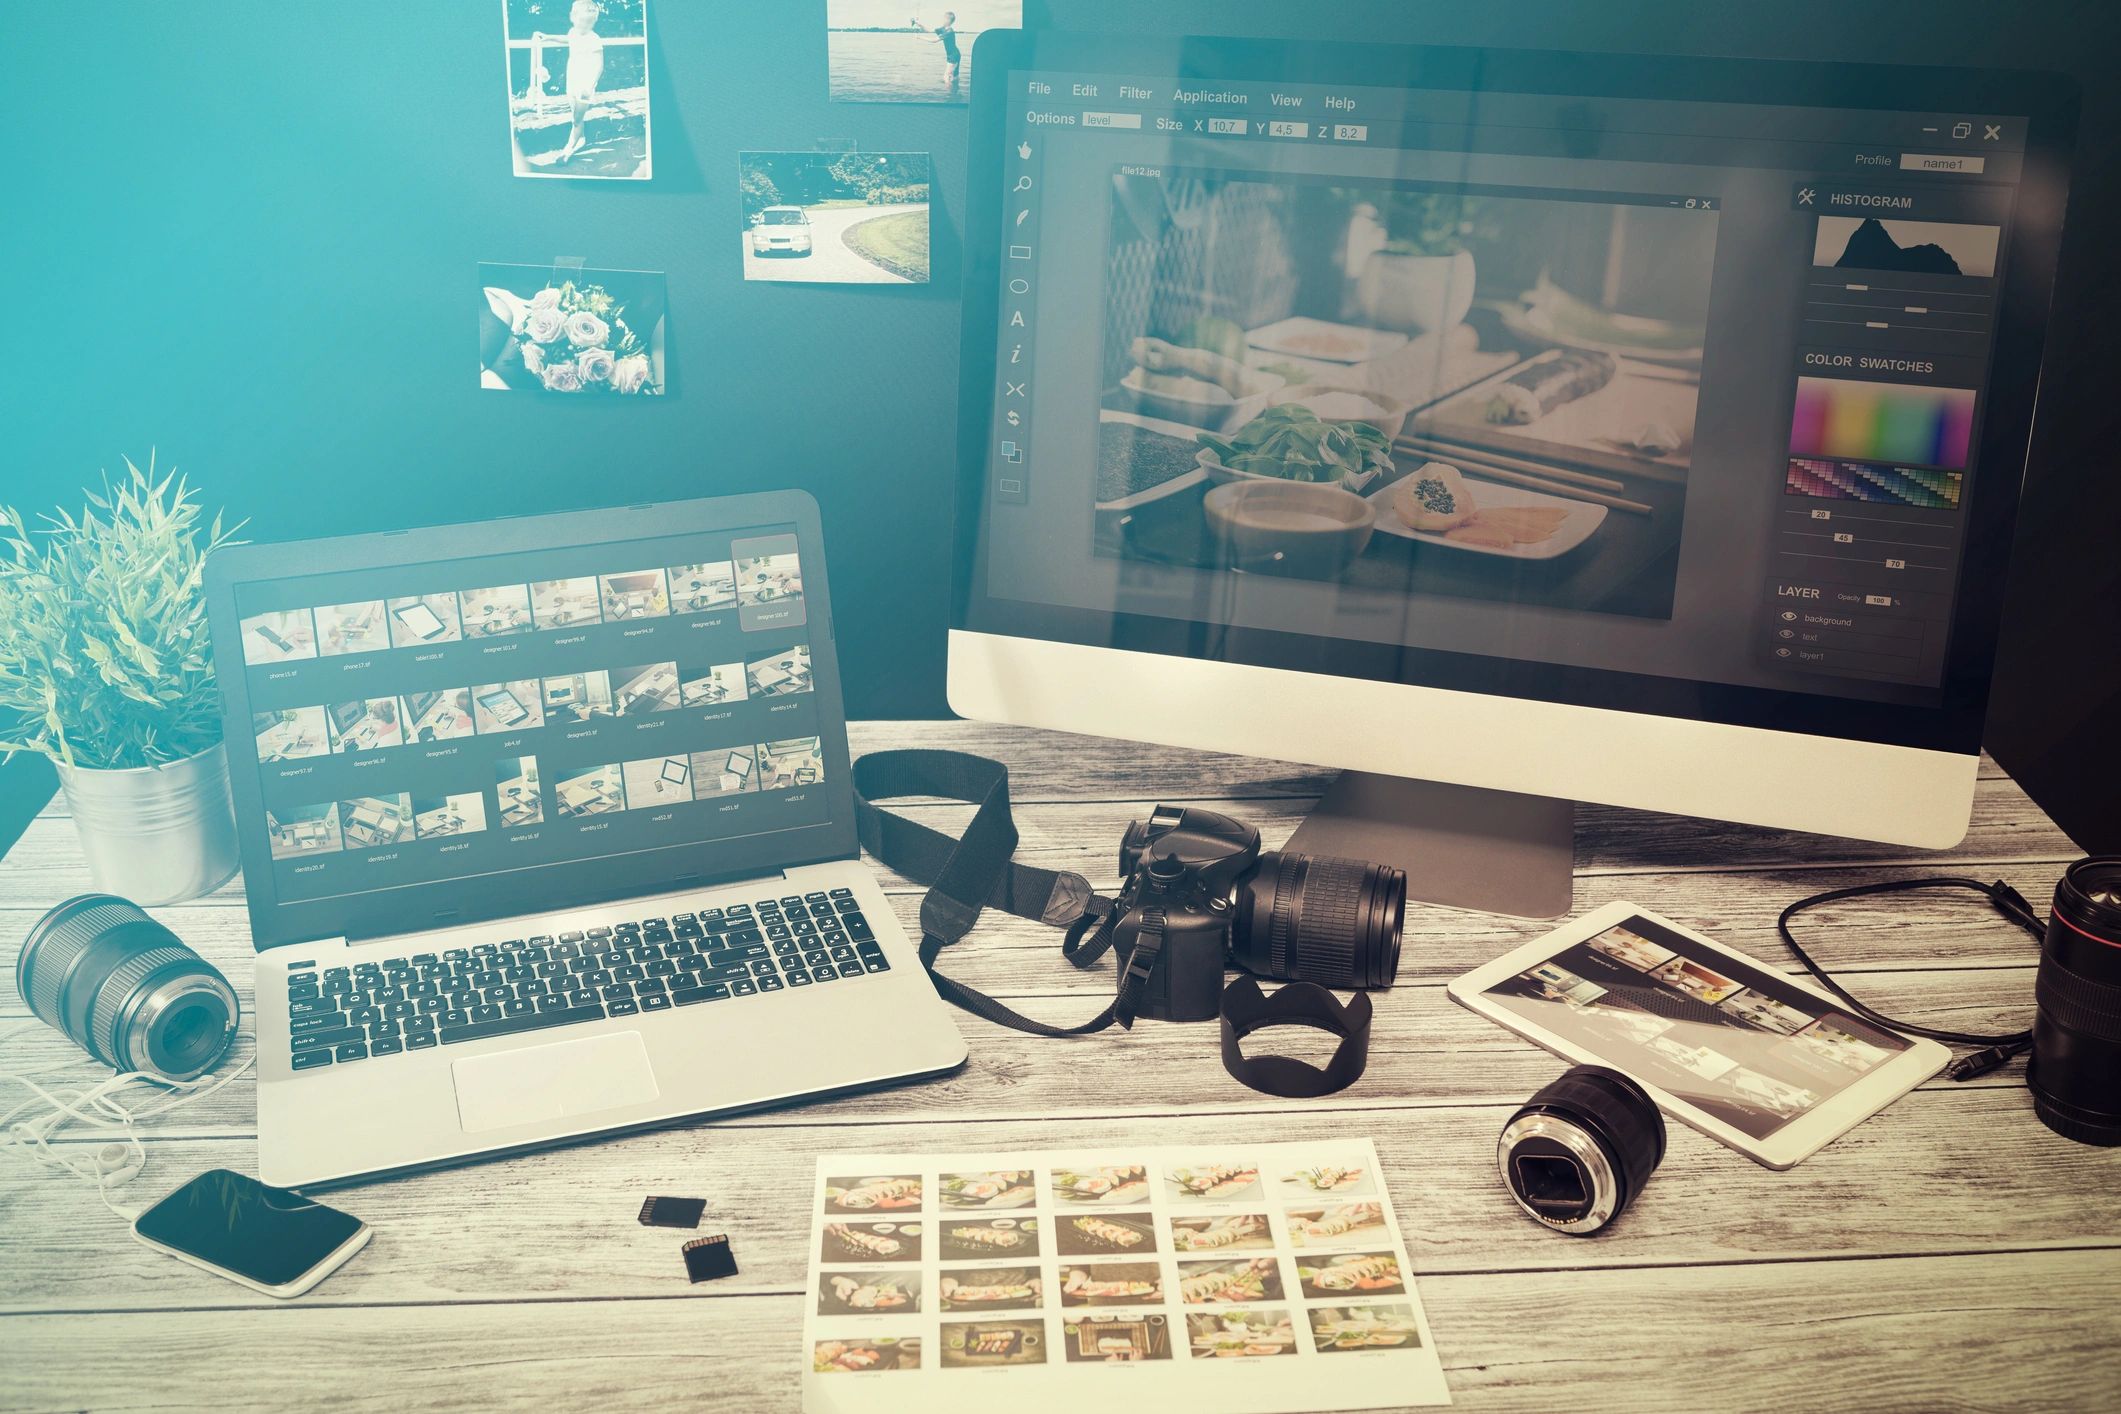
left=1354, top=192, right=1487, bottom=335
left=0, top=457, right=244, bottom=904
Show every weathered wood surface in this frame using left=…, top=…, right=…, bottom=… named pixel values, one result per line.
left=2, top=721, right=2114, bottom=1412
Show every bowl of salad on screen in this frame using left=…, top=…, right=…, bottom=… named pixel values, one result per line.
left=1195, top=403, right=1396, bottom=494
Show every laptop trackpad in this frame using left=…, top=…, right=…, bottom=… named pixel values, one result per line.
left=451, top=1032, right=659, bottom=1133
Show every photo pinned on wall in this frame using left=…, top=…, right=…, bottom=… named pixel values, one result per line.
left=502, top=0, right=652, bottom=179
left=479, top=262, right=665, bottom=396
left=739, top=151, right=932, bottom=285
left=825, top=0, right=1020, bottom=106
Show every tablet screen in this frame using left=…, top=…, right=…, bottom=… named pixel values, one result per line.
left=1481, top=913, right=1911, bottom=1139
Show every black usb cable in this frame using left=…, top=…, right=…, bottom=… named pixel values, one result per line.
left=1776, top=876, right=2042, bottom=1080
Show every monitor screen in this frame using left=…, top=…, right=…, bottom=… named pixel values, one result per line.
left=960, top=39, right=2070, bottom=752
left=230, top=525, right=825, bottom=909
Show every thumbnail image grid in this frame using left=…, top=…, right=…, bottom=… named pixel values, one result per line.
left=802, top=1143, right=1446, bottom=1387
left=413, top=793, right=488, bottom=839
left=266, top=802, right=343, bottom=860
left=338, top=793, right=413, bottom=848
left=746, top=643, right=813, bottom=697
left=239, top=540, right=798, bottom=680
left=495, top=756, right=542, bottom=827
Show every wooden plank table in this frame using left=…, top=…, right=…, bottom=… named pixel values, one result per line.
left=3, top=720, right=2118, bottom=1411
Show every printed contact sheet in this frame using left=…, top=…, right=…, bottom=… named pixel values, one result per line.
left=802, top=1139, right=1449, bottom=1412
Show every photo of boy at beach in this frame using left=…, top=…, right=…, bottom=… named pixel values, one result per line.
left=824, top=1, right=1020, bottom=105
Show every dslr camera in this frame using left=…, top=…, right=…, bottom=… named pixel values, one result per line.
left=1098, top=805, right=1406, bottom=1022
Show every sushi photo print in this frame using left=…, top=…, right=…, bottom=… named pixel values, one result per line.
left=800, top=1140, right=1450, bottom=1411
left=1093, top=170, right=1719, bottom=622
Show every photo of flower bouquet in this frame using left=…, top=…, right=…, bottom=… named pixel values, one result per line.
left=478, top=261, right=666, bottom=396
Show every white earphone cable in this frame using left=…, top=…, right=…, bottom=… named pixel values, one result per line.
left=0, top=1039, right=257, bottom=1223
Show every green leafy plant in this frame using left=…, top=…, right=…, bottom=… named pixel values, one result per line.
left=1338, top=190, right=1495, bottom=258
left=0, top=455, right=242, bottom=771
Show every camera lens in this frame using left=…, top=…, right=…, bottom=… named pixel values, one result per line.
left=1497, top=1066, right=1665, bottom=1236
left=14, top=894, right=238, bottom=1081
left=1229, top=851, right=1405, bottom=991
left=2027, top=856, right=2121, bottom=1146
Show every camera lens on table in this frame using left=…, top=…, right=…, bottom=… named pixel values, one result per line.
left=1230, top=851, right=1404, bottom=991
left=1497, top=1065, right=1666, bottom=1236
left=2028, top=856, right=2121, bottom=1146
left=15, top=894, right=238, bottom=1081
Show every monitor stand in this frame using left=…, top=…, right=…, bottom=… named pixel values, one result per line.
left=1283, top=772, right=1575, bottom=920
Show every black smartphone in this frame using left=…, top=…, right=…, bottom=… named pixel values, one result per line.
left=132, top=1169, right=371, bottom=1298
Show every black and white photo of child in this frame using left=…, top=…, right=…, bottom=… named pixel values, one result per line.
left=503, top=0, right=652, bottom=179
left=825, top=1, right=1021, bottom=106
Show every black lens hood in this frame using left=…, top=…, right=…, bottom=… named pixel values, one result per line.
left=1218, top=976, right=1373, bottom=1098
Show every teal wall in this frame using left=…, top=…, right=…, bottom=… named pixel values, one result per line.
left=5, top=0, right=2116, bottom=847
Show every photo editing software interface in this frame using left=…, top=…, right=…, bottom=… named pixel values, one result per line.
left=234, top=528, right=825, bottom=905
left=983, top=73, right=2031, bottom=703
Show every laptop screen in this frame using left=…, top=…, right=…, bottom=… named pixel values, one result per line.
left=227, top=519, right=832, bottom=919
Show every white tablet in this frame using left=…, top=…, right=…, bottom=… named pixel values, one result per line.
left=1448, top=900, right=1950, bottom=1169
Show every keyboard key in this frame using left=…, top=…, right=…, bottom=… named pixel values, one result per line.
left=828, top=945, right=857, bottom=962
left=567, top=988, right=598, bottom=1007
left=291, top=1048, right=333, bottom=1070
left=288, top=998, right=337, bottom=1019
left=335, top=1043, right=368, bottom=1062
left=758, top=976, right=784, bottom=992
left=439, top=1005, right=606, bottom=1046
left=601, top=983, right=636, bottom=1001
left=406, top=1033, right=438, bottom=1050
left=635, top=978, right=667, bottom=997
left=418, top=996, right=449, bottom=1015
left=293, top=1025, right=361, bottom=1050
left=536, top=993, right=571, bottom=1012
left=607, top=999, right=640, bottom=1016
left=371, top=1019, right=402, bottom=1039
left=370, top=1038, right=405, bottom=1056
left=838, top=963, right=865, bottom=979
left=788, top=971, right=812, bottom=986
left=558, top=931, right=584, bottom=943
left=864, top=956, right=891, bottom=973
left=731, top=979, right=758, bottom=996
left=639, top=993, right=672, bottom=1012
left=502, top=998, right=534, bottom=1017
left=803, top=950, right=832, bottom=968
left=351, top=1005, right=384, bottom=1027
left=291, top=1013, right=344, bottom=1034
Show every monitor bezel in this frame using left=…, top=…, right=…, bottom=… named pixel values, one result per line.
left=952, top=30, right=2079, bottom=756
left=206, top=491, right=856, bottom=950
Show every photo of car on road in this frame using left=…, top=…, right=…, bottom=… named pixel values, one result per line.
left=739, top=151, right=931, bottom=284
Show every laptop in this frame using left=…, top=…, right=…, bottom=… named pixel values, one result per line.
left=205, top=492, right=968, bottom=1188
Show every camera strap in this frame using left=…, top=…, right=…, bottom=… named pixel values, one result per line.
left=851, top=749, right=1164, bottom=1036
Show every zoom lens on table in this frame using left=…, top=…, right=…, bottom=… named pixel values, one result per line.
left=2028, top=856, right=2121, bottom=1147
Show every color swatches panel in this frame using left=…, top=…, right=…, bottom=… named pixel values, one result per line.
left=1788, top=377, right=1975, bottom=471
left=1784, top=458, right=1965, bottom=509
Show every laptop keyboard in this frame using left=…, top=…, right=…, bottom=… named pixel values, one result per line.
left=281, top=889, right=887, bottom=1071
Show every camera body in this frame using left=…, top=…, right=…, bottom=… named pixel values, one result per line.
left=1107, top=806, right=1405, bottom=1022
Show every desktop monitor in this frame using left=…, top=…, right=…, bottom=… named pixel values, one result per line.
left=950, top=32, right=2077, bottom=915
